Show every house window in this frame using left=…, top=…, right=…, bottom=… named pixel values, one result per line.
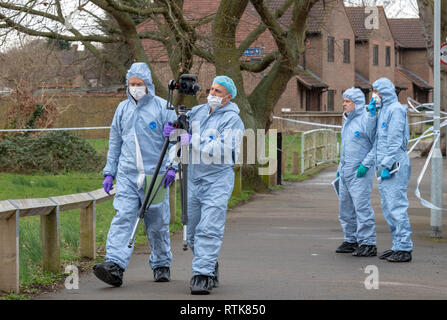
left=386, top=46, right=391, bottom=67
left=327, top=90, right=335, bottom=111
left=328, top=37, right=335, bottom=62
left=373, top=45, right=379, bottom=66
left=343, top=39, right=350, bottom=63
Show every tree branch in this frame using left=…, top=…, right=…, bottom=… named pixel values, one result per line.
left=0, top=2, right=62, bottom=23
left=192, top=45, right=215, bottom=63
left=138, top=30, right=169, bottom=43
left=238, top=0, right=294, bottom=56
left=0, top=11, right=117, bottom=43
left=240, top=51, right=279, bottom=72
left=191, top=13, right=217, bottom=28
left=103, top=0, right=166, bottom=16
left=249, top=0, right=293, bottom=63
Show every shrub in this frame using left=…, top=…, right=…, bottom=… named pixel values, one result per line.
left=0, top=131, right=104, bottom=174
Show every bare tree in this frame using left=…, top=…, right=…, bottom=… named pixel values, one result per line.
left=0, top=0, right=318, bottom=129
left=0, top=0, right=320, bottom=188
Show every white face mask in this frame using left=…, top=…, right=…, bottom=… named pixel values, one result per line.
left=207, top=94, right=224, bottom=111
left=372, top=93, right=382, bottom=109
left=129, top=86, right=147, bottom=101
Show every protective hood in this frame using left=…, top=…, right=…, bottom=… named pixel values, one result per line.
left=372, top=77, right=398, bottom=106
left=126, top=62, right=155, bottom=100
left=343, top=88, right=365, bottom=112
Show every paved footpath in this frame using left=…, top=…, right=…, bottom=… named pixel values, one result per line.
left=35, top=156, right=447, bottom=300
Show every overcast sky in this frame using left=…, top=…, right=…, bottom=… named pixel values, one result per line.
left=344, top=0, right=419, bottom=18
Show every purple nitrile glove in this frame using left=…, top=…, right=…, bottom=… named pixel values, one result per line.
left=162, top=168, right=176, bottom=188
left=163, top=121, right=175, bottom=138
left=102, top=175, right=114, bottom=195
left=180, top=133, right=192, bottom=146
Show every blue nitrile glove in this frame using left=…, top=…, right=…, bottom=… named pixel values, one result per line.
left=180, top=133, right=192, bottom=146
left=162, top=168, right=176, bottom=188
left=356, top=164, right=369, bottom=178
left=163, top=121, right=175, bottom=138
left=368, top=98, right=377, bottom=116
left=102, top=175, right=114, bottom=195
left=381, top=168, right=391, bottom=180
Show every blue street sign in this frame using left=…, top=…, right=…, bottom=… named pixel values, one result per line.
left=244, top=47, right=261, bottom=57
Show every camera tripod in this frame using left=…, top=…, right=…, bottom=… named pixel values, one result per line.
left=127, top=78, right=197, bottom=251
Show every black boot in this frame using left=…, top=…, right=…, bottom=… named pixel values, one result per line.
left=336, top=242, right=358, bottom=253
left=153, top=266, right=171, bottom=282
left=190, top=275, right=214, bottom=295
left=93, top=261, right=124, bottom=287
left=352, top=245, right=377, bottom=257
left=378, top=249, right=394, bottom=260
left=386, top=251, right=412, bottom=263
left=212, top=262, right=219, bottom=288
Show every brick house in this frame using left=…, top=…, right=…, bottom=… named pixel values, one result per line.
left=295, top=0, right=356, bottom=113
left=388, top=18, right=433, bottom=105
left=345, top=6, right=396, bottom=102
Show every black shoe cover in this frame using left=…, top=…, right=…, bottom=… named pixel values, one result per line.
left=386, top=251, right=412, bottom=263
left=153, top=266, right=171, bottom=282
left=378, top=249, right=394, bottom=260
left=190, top=275, right=214, bottom=295
left=352, top=245, right=377, bottom=257
left=212, top=262, right=219, bottom=288
left=93, top=261, right=124, bottom=287
left=336, top=242, right=358, bottom=253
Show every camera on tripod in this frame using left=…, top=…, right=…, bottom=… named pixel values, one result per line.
left=168, top=74, right=200, bottom=96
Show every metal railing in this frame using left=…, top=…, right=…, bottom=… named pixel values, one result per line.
left=301, top=129, right=338, bottom=174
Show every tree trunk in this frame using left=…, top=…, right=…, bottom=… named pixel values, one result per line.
left=417, top=0, right=447, bottom=157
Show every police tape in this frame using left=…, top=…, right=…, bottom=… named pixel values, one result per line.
left=2, top=113, right=444, bottom=133
left=273, top=114, right=444, bottom=129
left=414, top=132, right=446, bottom=211
left=409, top=116, right=447, bottom=126
left=407, top=120, right=447, bottom=154
left=0, top=126, right=111, bottom=132
left=272, top=116, right=342, bottom=129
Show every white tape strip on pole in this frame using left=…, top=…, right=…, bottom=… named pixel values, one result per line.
left=414, top=132, right=446, bottom=211
left=408, top=120, right=447, bottom=153
left=0, top=126, right=111, bottom=132
left=272, top=116, right=342, bottom=129
left=409, top=116, right=447, bottom=126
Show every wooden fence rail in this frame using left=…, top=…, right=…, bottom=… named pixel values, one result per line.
left=0, top=188, right=115, bottom=293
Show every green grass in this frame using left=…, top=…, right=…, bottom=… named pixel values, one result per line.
left=0, top=172, right=104, bottom=200
left=0, top=172, right=115, bottom=289
left=86, top=138, right=109, bottom=155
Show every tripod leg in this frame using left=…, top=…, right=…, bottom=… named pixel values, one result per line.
left=179, top=163, right=189, bottom=251
left=127, top=138, right=170, bottom=249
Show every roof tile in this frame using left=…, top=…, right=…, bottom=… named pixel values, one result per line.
left=388, top=19, right=426, bottom=49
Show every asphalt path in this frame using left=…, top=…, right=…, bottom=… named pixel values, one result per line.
left=34, top=156, right=447, bottom=300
